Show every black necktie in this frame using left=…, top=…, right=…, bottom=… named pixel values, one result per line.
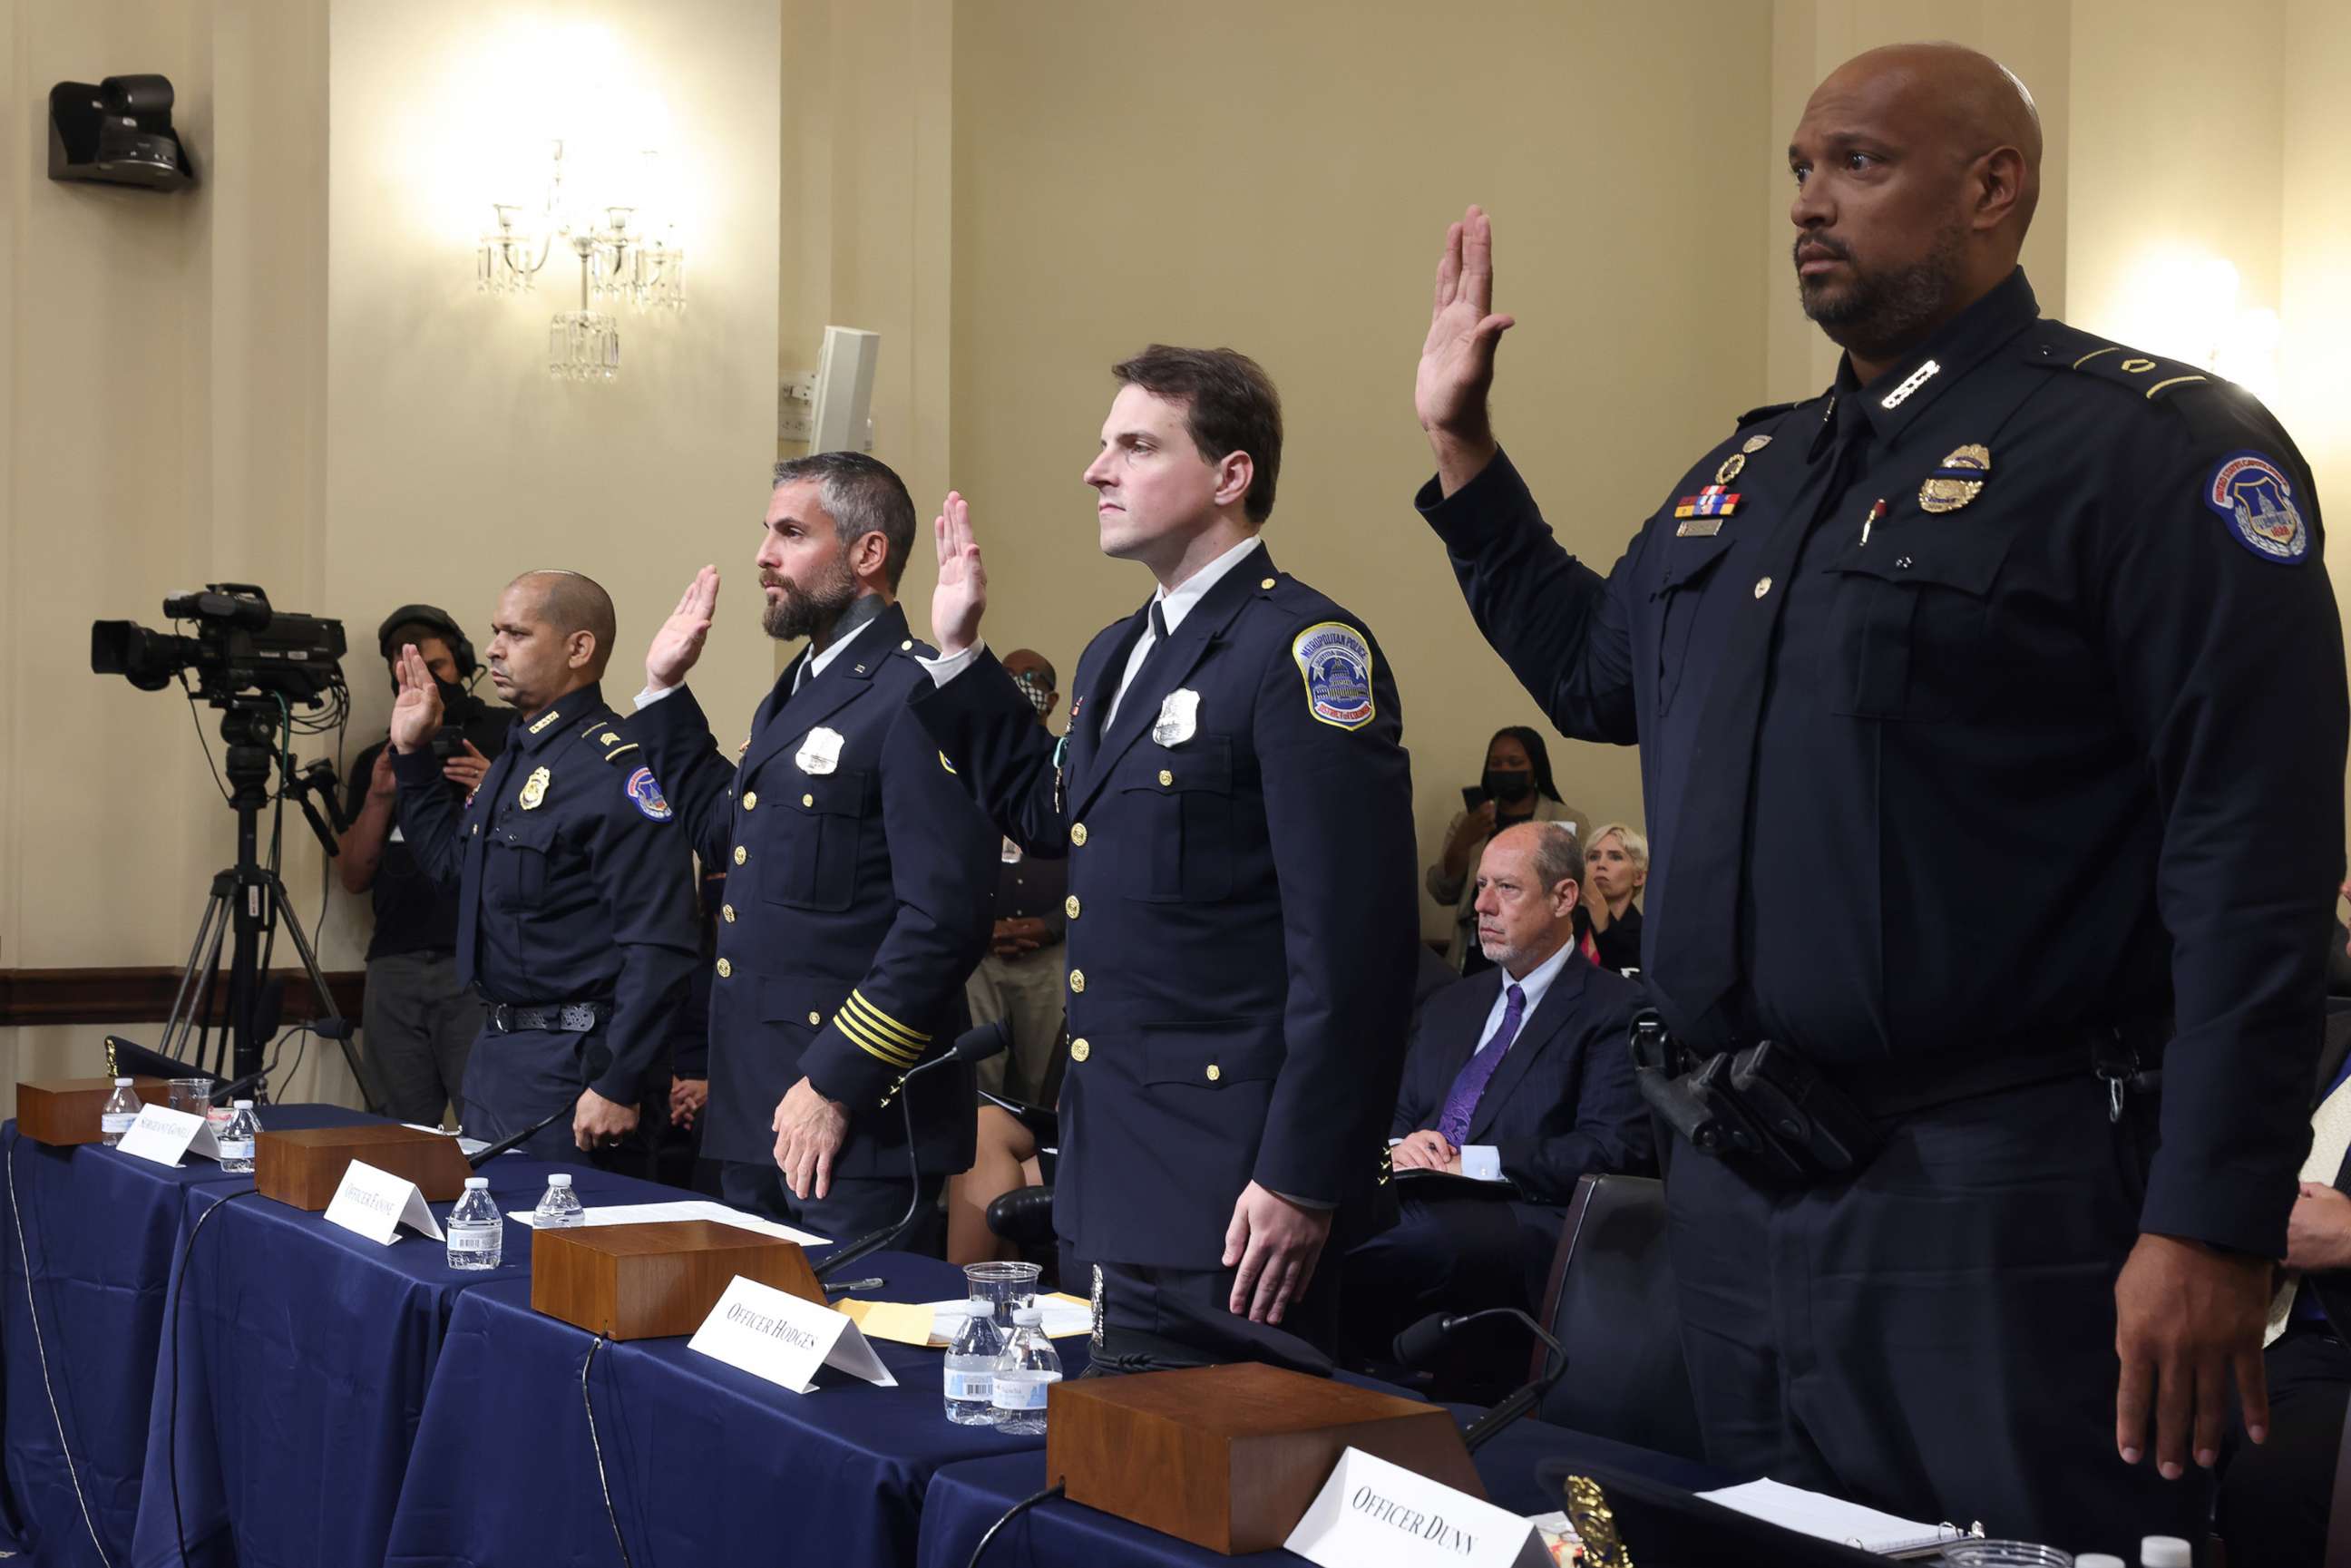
left=1648, top=417, right=1867, bottom=1048
left=1103, top=599, right=1171, bottom=739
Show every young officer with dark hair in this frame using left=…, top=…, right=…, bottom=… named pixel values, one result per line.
left=910, top=346, right=1420, bottom=1373
left=637, top=454, right=996, bottom=1237
left=388, top=571, right=699, bottom=1159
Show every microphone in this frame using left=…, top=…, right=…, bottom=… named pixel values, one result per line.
left=1392, top=1307, right=1567, bottom=1454
left=811, top=1019, right=1009, bottom=1281
left=464, top=1100, right=574, bottom=1167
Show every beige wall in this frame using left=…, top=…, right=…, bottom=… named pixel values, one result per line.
left=950, top=0, right=1773, bottom=940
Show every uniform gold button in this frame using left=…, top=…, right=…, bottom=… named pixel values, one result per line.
left=802, top=793, right=815, bottom=807
left=716, top=958, right=732, bottom=979
left=1065, top=895, right=1080, bottom=920
left=1070, top=823, right=1088, bottom=846
left=1068, top=969, right=1086, bottom=994
left=1753, top=576, right=1772, bottom=599
left=1259, top=577, right=1275, bottom=589
left=1205, top=1064, right=1222, bottom=1082
left=733, top=845, right=747, bottom=865
left=1069, top=1038, right=1090, bottom=1063
left=742, top=791, right=757, bottom=811
left=1157, top=769, right=1174, bottom=787
left=722, top=904, right=736, bottom=922
left=808, top=1010, right=823, bottom=1026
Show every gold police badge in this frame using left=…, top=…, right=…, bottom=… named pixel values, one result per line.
left=519, top=766, right=551, bottom=810
left=1919, top=443, right=1991, bottom=514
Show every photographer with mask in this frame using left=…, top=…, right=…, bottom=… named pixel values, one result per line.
left=1427, top=726, right=1586, bottom=975
left=341, top=607, right=508, bottom=1125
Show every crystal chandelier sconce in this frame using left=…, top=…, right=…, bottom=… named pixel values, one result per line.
left=475, top=141, right=686, bottom=385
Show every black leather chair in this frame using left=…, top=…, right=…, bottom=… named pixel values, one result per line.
left=1531, top=1172, right=1706, bottom=1462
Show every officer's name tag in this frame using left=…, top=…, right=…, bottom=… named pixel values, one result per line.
left=795, top=726, right=844, bottom=775
left=1154, top=687, right=1200, bottom=747
left=1286, top=1448, right=1548, bottom=1568
left=323, top=1159, right=445, bottom=1246
left=116, top=1104, right=209, bottom=1167
left=688, top=1275, right=897, bottom=1394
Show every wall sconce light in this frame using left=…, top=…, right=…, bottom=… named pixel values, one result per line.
left=477, top=140, right=685, bottom=384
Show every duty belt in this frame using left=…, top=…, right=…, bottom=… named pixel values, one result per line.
left=486, top=1000, right=610, bottom=1033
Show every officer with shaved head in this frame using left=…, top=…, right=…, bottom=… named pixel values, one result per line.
left=1411, top=40, right=2346, bottom=1553
left=388, top=570, right=699, bottom=1160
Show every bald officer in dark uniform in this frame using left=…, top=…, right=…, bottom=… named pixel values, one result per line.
left=912, top=346, right=1420, bottom=1373
left=388, top=570, right=699, bottom=1160
left=1410, top=43, right=2346, bottom=1555
left=635, top=453, right=996, bottom=1237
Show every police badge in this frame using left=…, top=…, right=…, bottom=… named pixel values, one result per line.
left=518, top=765, right=551, bottom=810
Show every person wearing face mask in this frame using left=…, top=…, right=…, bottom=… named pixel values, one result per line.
left=1427, top=726, right=1587, bottom=975
left=339, top=607, right=509, bottom=1124
left=964, top=647, right=1072, bottom=1105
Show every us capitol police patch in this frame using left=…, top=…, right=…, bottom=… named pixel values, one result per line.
left=2207, top=450, right=2309, bottom=564
left=625, top=765, right=674, bottom=821
left=1292, top=622, right=1376, bottom=731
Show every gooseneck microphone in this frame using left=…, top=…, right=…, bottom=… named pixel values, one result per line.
left=465, top=1100, right=574, bottom=1167
left=1392, top=1306, right=1568, bottom=1453
left=811, top=1019, right=1010, bottom=1281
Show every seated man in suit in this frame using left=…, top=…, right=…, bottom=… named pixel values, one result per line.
left=1342, top=821, right=1653, bottom=1394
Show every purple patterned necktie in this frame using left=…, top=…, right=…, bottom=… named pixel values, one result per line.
left=1437, top=982, right=1526, bottom=1145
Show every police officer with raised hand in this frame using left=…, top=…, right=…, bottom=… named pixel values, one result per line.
left=634, top=453, right=995, bottom=1237
left=1411, top=42, right=2346, bottom=1553
left=388, top=570, right=699, bottom=1160
left=912, top=346, right=1419, bottom=1373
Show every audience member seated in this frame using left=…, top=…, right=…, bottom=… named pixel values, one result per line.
left=946, top=1104, right=1047, bottom=1266
left=1574, top=822, right=1648, bottom=972
left=964, top=646, right=1070, bottom=1103
left=1428, top=726, right=1590, bottom=976
left=1347, top=821, right=1654, bottom=1398
left=2216, top=1011, right=2351, bottom=1565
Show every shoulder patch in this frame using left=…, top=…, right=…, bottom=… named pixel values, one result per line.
left=1291, top=621, right=1376, bottom=731
left=2206, top=451, right=2309, bottom=564
left=624, top=765, right=674, bottom=820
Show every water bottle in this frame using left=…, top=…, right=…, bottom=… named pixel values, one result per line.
left=445, top=1176, right=503, bottom=1271
left=990, top=1306, right=1061, bottom=1434
left=100, top=1079, right=141, bottom=1146
left=532, top=1172, right=584, bottom=1228
left=943, top=1297, right=1005, bottom=1426
left=216, top=1099, right=259, bottom=1173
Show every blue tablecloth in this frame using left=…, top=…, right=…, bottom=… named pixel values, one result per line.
left=128, top=1145, right=667, bottom=1568
left=914, top=1413, right=1726, bottom=1568
left=385, top=1252, right=1073, bottom=1566
left=0, top=1105, right=376, bottom=1568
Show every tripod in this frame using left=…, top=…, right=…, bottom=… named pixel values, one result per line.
left=159, top=698, right=374, bottom=1108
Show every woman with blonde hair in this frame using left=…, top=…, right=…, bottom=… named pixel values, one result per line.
left=1575, top=823, right=1647, bottom=972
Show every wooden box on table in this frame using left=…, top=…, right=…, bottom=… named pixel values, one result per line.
left=531, top=1220, right=823, bottom=1340
left=16, top=1076, right=171, bottom=1146
left=253, top=1124, right=473, bottom=1209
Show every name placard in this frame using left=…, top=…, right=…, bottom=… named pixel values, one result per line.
left=1286, top=1448, right=1547, bottom=1568
left=322, top=1159, right=444, bottom=1246
left=688, top=1275, right=896, bottom=1394
left=116, top=1105, right=205, bottom=1168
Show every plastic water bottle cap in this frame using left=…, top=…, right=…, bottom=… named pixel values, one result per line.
left=463, top=1176, right=489, bottom=1189
left=1012, top=1307, right=1043, bottom=1327
left=2074, top=1557, right=2125, bottom=1568
left=2140, top=1539, right=2191, bottom=1568
left=233, top=1098, right=253, bottom=1109
left=113, top=1076, right=132, bottom=1086
left=549, top=1173, right=572, bottom=1186
left=966, top=1296, right=991, bottom=1311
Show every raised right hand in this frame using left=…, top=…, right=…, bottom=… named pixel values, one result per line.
left=1416, top=204, right=1516, bottom=494
left=646, top=566, right=719, bottom=694
left=387, top=644, right=444, bottom=754
left=931, top=492, right=988, bottom=657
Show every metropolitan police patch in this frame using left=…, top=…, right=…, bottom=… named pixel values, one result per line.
left=1292, top=621, right=1376, bottom=731
left=625, top=765, right=674, bottom=821
left=2207, top=450, right=2308, bottom=564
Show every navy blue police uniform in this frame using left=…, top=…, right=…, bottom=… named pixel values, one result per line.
left=629, top=599, right=997, bottom=1238
left=1416, top=268, right=2349, bottom=1553
left=394, top=681, right=701, bottom=1161
left=909, top=542, right=1420, bottom=1372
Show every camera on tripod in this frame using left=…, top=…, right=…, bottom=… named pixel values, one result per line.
left=90, top=582, right=346, bottom=705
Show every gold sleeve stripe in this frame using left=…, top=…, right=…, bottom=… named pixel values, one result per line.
left=834, top=1008, right=922, bottom=1067
left=847, top=989, right=930, bottom=1047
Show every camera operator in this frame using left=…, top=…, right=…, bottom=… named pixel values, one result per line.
left=340, top=607, right=507, bottom=1125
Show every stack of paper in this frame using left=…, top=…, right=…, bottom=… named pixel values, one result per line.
left=835, top=1293, right=1093, bottom=1347
left=1695, top=1479, right=1965, bottom=1555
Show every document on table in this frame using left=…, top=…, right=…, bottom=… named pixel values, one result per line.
left=1694, top=1479, right=1965, bottom=1554
left=503, top=1199, right=829, bottom=1249
left=399, top=1124, right=493, bottom=1158
left=834, top=1292, right=1093, bottom=1347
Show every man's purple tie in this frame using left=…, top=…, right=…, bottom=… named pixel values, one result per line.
left=1437, top=982, right=1526, bottom=1145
